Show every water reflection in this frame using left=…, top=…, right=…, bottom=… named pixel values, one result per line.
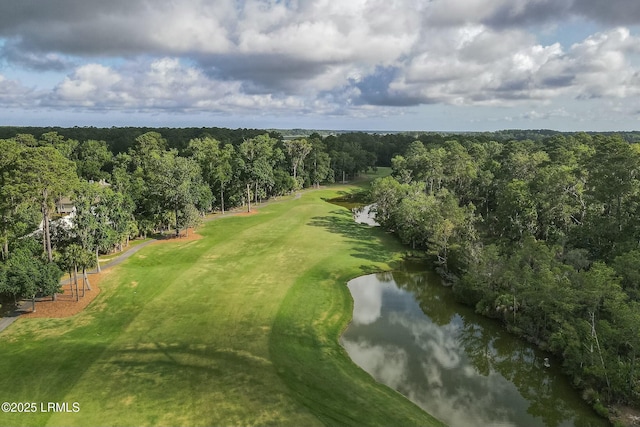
left=349, top=274, right=402, bottom=325
left=353, top=204, right=380, bottom=226
left=341, top=271, right=607, bottom=427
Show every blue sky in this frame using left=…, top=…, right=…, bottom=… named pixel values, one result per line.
left=1, top=0, right=640, bottom=131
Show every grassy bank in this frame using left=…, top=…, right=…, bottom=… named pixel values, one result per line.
left=0, top=176, right=443, bottom=426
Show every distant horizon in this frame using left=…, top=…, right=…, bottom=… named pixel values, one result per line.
left=1, top=123, right=639, bottom=135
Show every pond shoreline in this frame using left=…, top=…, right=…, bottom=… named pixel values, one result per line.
left=341, top=269, right=609, bottom=427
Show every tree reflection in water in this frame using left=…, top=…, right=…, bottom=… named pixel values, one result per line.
left=341, top=270, right=607, bottom=427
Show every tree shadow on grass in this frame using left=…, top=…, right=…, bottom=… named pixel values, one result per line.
left=308, top=209, right=397, bottom=267
left=89, top=342, right=292, bottom=422
left=322, top=188, right=369, bottom=208
left=109, top=342, right=271, bottom=375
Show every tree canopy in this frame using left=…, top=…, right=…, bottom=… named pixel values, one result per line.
left=371, top=133, right=640, bottom=409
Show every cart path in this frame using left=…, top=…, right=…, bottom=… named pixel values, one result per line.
left=0, top=238, right=159, bottom=334
left=0, top=190, right=312, bottom=334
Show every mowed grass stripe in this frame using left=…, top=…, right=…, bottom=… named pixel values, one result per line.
left=0, top=182, right=443, bottom=427
left=270, top=191, right=443, bottom=426
left=48, top=197, right=322, bottom=426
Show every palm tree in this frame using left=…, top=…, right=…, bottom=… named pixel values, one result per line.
left=62, top=244, right=84, bottom=302
left=78, top=249, right=96, bottom=297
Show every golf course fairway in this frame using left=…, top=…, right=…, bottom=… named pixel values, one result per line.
left=0, top=179, right=444, bottom=427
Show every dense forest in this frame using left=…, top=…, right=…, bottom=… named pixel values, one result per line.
left=2, top=127, right=639, bottom=415
left=370, top=132, right=640, bottom=414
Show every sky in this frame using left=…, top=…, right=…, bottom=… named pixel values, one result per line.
left=1, top=0, right=640, bottom=131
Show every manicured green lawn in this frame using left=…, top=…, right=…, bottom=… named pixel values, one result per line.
left=0, top=176, right=444, bottom=427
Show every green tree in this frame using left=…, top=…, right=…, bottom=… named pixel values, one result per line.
left=308, top=138, right=333, bottom=188
left=18, top=146, right=79, bottom=262
left=394, top=141, right=448, bottom=194
left=74, top=140, right=113, bottom=181
left=394, top=183, right=430, bottom=250
left=495, top=179, right=538, bottom=241
left=239, top=134, right=279, bottom=212
left=0, top=138, right=27, bottom=259
left=330, top=151, right=355, bottom=184
left=284, top=138, right=312, bottom=187
left=613, top=250, right=640, bottom=301
left=73, top=183, right=136, bottom=271
left=581, top=135, right=640, bottom=259
left=187, top=137, right=235, bottom=213
left=5, top=247, right=63, bottom=310
left=39, top=131, right=66, bottom=147
left=14, top=133, right=38, bottom=146
left=0, top=263, right=7, bottom=308
left=370, top=176, right=406, bottom=228
left=129, top=131, right=167, bottom=167
left=426, top=189, right=476, bottom=271
left=442, top=140, right=477, bottom=199
left=422, top=148, right=447, bottom=195
left=61, top=244, right=85, bottom=301
left=72, top=182, right=100, bottom=249
left=500, top=143, right=549, bottom=182
left=214, top=144, right=235, bottom=214
left=120, top=132, right=171, bottom=233
left=104, top=189, right=136, bottom=251
left=531, top=164, right=585, bottom=242
left=148, top=153, right=210, bottom=236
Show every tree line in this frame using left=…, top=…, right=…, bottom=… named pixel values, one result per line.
left=370, top=133, right=640, bottom=413
left=0, top=128, right=398, bottom=310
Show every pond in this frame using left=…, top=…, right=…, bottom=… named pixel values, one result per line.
left=341, top=268, right=608, bottom=427
left=353, top=203, right=380, bottom=226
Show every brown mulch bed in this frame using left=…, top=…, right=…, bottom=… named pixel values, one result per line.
left=152, top=228, right=203, bottom=243
left=22, top=270, right=108, bottom=319
left=22, top=229, right=202, bottom=318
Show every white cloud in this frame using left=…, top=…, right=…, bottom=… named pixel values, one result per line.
left=347, top=273, right=405, bottom=325
left=20, top=23, right=640, bottom=121
left=381, top=25, right=569, bottom=106
left=144, top=1, right=236, bottom=54
left=360, top=25, right=640, bottom=108
left=55, top=64, right=123, bottom=106
left=46, top=58, right=345, bottom=115
left=340, top=338, right=409, bottom=390
left=2, top=20, right=633, bottom=121
left=2, top=0, right=640, bottom=128
left=568, top=27, right=640, bottom=98
left=0, top=74, right=38, bottom=107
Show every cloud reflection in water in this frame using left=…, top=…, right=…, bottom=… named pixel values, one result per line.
left=342, top=272, right=603, bottom=427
